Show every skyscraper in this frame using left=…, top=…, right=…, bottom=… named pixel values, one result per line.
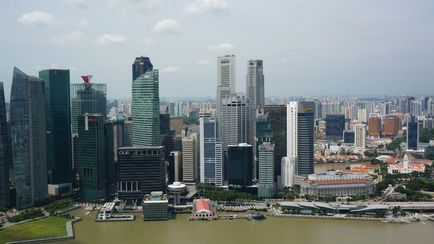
left=407, top=116, right=419, bottom=150
left=199, top=113, right=223, bottom=186
left=325, top=114, right=345, bottom=141
left=264, top=105, right=287, bottom=179
left=227, top=143, right=253, bottom=187
left=0, top=82, right=10, bottom=208
left=132, top=56, right=153, bottom=81
left=286, top=101, right=315, bottom=177
left=368, top=115, right=382, bottom=138
left=182, top=133, right=199, bottom=184
left=354, top=123, right=366, bottom=153
left=77, top=114, right=107, bottom=201
left=118, top=146, right=165, bottom=204
left=246, top=59, right=264, bottom=111
left=10, top=67, right=47, bottom=208
left=220, top=94, right=251, bottom=150
left=131, top=57, right=160, bottom=147
left=216, top=55, right=236, bottom=139
left=383, top=116, right=400, bottom=138
left=71, top=77, right=107, bottom=134
left=258, top=143, right=275, bottom=198
left=39, top=69, right=72, bottom=196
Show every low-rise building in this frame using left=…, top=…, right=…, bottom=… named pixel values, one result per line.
left=301, top=171, right=374, bottom=197
left=190, top=198, right=217, bottom=221
left=142, top=191, right=169, bottom=221
left=387, top=153, right=426, bottom=174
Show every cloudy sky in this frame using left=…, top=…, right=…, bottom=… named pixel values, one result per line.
left=1, top=0, right=434, bottom=100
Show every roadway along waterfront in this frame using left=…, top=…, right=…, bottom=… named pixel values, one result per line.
left=56, top=209, right=434, bottom=244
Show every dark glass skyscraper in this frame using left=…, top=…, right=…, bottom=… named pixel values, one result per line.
left=132, top=56, right=153, bottom=81
left=118, top=147, right=165, bottom=204
left=325, top=114, right=345, bottom=141
left=39, top=69, right=72, bottom=193
left=71, top=80, right=107, bottom=134
left=0, top=82, right=10, bottom=208
left=264, top=105, right=286, bottom=178
left=297, top=102, right=315, bottom=176
left=227, top=143, right=253, bottom=187
left=407, top=116, right=418, bottom=150
left=77, top=114, right=107, bottom=201
left=10, top=67, right=47, bottom=208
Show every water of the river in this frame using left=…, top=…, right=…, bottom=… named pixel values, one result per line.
left=58, top=162, right=434, bottom=244
left=59, top=210, right=434, bottom=244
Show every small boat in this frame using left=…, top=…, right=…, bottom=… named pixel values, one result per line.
left=247, top=212, right=266, bottom=221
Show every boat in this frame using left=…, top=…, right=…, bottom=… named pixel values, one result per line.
left=247, top=212, right=266, bottom=221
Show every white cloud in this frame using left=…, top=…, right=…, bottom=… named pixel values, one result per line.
left=50, top=30, right=85, bottom=45
left=208, top=43, right=235, bottom=50
left=18, top=11, right=61, bottom=27
left=79, top=19, right=89, bottom=28
left=143, top=38, right=157, bottom=47
left=63, top=0, right=87, bottom=9
left=96, top=34, right=127, bottom=45
left=153, top=19, right=182, bottom=34
left=161, top=66, right=180, bottom=75
left=185, top=0, right=229, bottom=15
left=197, top=59, right=210, bottom=65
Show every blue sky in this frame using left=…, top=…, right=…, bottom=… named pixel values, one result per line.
left=1, top=0, right=434, bottom=99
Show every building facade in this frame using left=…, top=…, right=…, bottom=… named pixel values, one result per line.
left=77, top=114, right=107, bottom=201
left=227, top=143, right=253, bottom=187
left=325, top=114, right=345, bottom=141
left=71, top=81, right=107, bottom=134
left=217, top=55, right=236, bottom=140
left=264, top=105, right=286, bottom=179
left=118, top=146, right=165, bottom=204
left=132, top=65, right=160, bottom=147
left=368, top=116, right=382, bottom=138
left=182, top=133, right=199, bottom=184
left=301, top=171, right=374, bottom=197
left=199, top=113, right=223, bottom=186
left=0, top=82, right=9, bottom=208
left=383, top=116, right=399, bottom=138
left=246, top=59, right=264, bottom=111
left=354, top=123, right=366, bottom=153
left=39, top=69, right=72, bottom=195
left=407, top=116, right=419, bottom=150
left=287, top=101, right=315, bottom=176
left=10, top=67, right=48, bottom=208
left=220, top=94, right=251, bottom=150
left=132, top=56, right=153, bottom=81
left=258, top=143, right=275, bottom=198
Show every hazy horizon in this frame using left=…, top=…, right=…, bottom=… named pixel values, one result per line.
left=1, top=0, right=434, bottom=101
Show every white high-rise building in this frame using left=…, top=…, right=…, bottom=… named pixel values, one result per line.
left=217, top=55, right=236, bottom=139
left=281, top=157, right=296, bottom=188
left=286, top=102, right=298, bottom=159
left=354, top=123, right=366, bottom=153
left=357, top=108, right=367, bottom=123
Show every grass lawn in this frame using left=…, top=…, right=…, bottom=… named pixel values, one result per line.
left=0, top=216, right=69, bottom=244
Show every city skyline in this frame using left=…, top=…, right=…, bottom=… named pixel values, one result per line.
left=1, top=0, right=434, bottom=100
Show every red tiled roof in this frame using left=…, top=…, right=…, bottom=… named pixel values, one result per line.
left=196, top=199, right=210, bottom=213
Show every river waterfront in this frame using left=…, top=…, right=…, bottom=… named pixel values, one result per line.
left=57, top=209, right=434, bottom=244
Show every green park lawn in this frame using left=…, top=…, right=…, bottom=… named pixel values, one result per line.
left=0, top=216, right=68, bottom=244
